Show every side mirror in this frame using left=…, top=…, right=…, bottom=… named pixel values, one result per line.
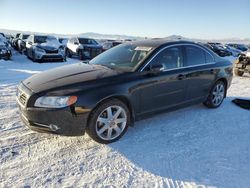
left=28, top=41, right=32, bottom=45
left=74, top=42, right=79, bottom=45
left=149, top=64, right=164, bottom=74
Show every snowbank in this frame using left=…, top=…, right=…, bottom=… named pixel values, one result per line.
left=0, top=52, right=250, bottom=187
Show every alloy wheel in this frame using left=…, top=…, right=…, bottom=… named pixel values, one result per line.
left=95, top=105, right=127, bottom=141
left=212, top=83, right=225, bottom=106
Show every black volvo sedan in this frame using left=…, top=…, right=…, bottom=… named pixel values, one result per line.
left=16, top=40, right=233, bottom=144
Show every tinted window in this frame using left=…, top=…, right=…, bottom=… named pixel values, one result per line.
left=149, top=47, right=183, bottom=70
left=34, top=36, right=47, bottom=43
left=90, top=44, right=153, bottom=71
left=23, top=35, right=29, bottom=39
left=79, top=38, right=98, bottom=45
left=205, top=51, right=214, bottom=63
left=185, top=46, right=206, bottom=66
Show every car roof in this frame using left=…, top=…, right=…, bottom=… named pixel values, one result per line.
left=126, top=39, right=200, bottom=48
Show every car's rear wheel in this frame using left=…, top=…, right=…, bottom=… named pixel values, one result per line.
left=87, top=99, right=131, bottom=144
left=234, top=68, right=244, bottom=77
left=204, top=80, right=226, bottom=108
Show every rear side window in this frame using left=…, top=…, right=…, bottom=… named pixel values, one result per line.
left=185, top=46, right=206, bottom=66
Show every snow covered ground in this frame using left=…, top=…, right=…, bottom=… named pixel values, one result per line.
left=0, top=51, right=250, bottom=188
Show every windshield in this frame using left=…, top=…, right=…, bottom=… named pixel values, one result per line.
left=23, top=35, right=29, bottom=39
left=34, top=36, right=58, bottom=44
left=90, top=44, right=153, bottom=71
left=34, top=36, right=47, bottom=43
left=79, top=38, right=98, bottom=45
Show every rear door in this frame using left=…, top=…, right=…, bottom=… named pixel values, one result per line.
left=183, top=45, right=217, bottom=101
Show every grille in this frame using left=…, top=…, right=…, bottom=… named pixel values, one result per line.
left=45, top=49, right=58, bottom=54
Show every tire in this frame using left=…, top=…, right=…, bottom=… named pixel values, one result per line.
left=78, top=50, right=84, bottom=60
left=234, top=68, right=244, bottom=77
left=66, top=48, right=72, bottom=58
left=32, top=51, right=38, bottom=62
left=203, top=80, right=226, bottom=108
left=86, top=99, right=131, bottom=144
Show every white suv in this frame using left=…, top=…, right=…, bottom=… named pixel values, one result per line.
left=66, top=37, right=103, bottom=60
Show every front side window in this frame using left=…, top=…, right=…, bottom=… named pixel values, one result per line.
left=148, top=47, right=184, bottom=71
left=90, top=44, right=153, bottom=71
left=185, top=46, right=206, bottom=66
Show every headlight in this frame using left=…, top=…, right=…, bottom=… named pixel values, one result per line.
left=34, top=96, right=77, bottom=108
left=35, top=47, right=45, bottom=53
left=0, top=49, right=7, bottom=54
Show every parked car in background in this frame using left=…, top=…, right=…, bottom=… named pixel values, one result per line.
left=205, top=43, right=232, bottom=57
left=58, top=38, right=68, bottom=47
left=234, top=50, right=250, bottom=76
left=224, top=45, right=242, bottom=57
left=0, top=33, right=5, bottom=37
left=11, top=33, right=21, bottom=50
left=102, top=40, right=122, bottom=51
left=26, top=35, right=66, bottom=62
left=17, top=33, right=30, bottom=54
left=66, top=37, right=102, bottom=60
left=0, top=35, right=12, bottom=60
left=17, top=40, right=233, bottom=143
left=227, top=43, right=248, bottom=52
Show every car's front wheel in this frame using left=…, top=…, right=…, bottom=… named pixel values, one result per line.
left=78, top=50, right=84, bottom=60
left=66, top=48, right=72, bottom=58
left=204, top=80, right=226, bottom=108
left=87, top=99, right=131, bottom=144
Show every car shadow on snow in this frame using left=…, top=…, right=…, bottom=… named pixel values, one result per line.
left=109, top=97, right=250, bottom=187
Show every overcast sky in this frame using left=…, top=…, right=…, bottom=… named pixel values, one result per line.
left=0, top=0, right=249, bottom=39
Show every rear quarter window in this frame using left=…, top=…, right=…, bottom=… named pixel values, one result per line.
left=205, top=51, right=215, bottom=63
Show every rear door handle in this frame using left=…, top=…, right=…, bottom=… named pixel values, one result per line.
left=177, top=74, right=186, bottom=80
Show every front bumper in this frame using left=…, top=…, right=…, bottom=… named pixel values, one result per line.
left=0, top=51, right=11, bottom=60
left=35, top=52, right=64, bottom=61
left=18, top=105, right=88, bottom=136
left=16, top=83, right=88, bottom=136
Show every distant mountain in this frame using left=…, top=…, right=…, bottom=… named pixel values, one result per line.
left=0, top=28, right=249, bottom=44
left=0, top=29, right=143, bottom=40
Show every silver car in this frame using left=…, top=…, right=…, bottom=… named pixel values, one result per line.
left=26, top=35, right=66, bottom=62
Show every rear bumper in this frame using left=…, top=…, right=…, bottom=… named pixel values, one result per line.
left=18, top=104, right=89, bottom=136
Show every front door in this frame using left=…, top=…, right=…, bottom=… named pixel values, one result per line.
left=138, top=46, right=189, bottom=115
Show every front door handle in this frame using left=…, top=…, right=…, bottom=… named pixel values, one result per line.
left=177, top=74, right=186, bottom=80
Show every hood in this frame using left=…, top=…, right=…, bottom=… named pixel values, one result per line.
left=37, top=40, right=61, bottom=50
left=22, top=63, right=119, bottom=93
left=0, top=40, right=8, bottom=48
